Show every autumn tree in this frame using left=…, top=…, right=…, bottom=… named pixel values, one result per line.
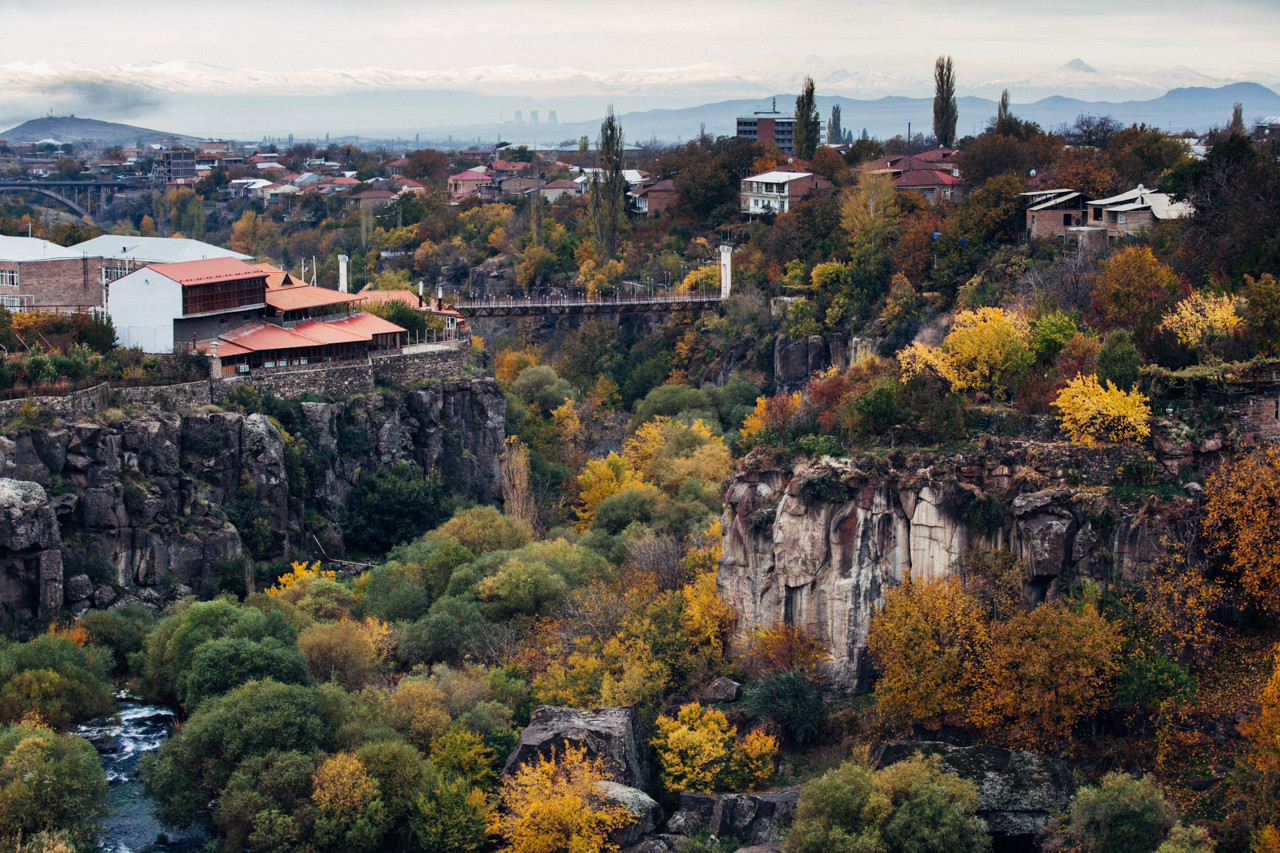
left=1093, top=248, right=1184, bottom=344
left=933, top=56, right=959, bottom=148
left=652, top=703, right=776, bottom=795
left=311, top=751, right=390, bottom=851
left=867, top=576, right=990, bottom=729
left=969, top=597, right=1122, bottom=748
left=794, top=76, right=821, bottom=161
left=1157, top=290, right=1241, bottom=355
left=490, top=745, right=632, bottom=853
left=1244, top=273, right=1280, bottom=355
left=1202, top=447, right=1280, bottom=613
left=897, top=307, right=1032, bottom=398
left=501, top=436, right=536, bottom=529
left=230, top=210, right=281, bottom=260
left=0, top=720, right=108, bottom=850
left=1053, top=374, right=1152, bottom=446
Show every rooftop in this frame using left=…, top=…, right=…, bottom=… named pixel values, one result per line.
left=71, top=235, right=252, bottom=264
left=148, top=257, right=267, bottom=287
left=0, top=236, right=84, bottom=263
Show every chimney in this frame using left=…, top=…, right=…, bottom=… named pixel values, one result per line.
left=338, top=254, right=349, bottom=293
left=418, top=281, right=424, bottom=297
left=436, top=283, right=443, bottom=300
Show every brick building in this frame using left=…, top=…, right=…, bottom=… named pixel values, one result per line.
left=0, top=236, right=107, bottom=312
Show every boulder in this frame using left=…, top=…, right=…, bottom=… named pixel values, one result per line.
left=665, top=788, right=799, bottom=845
left=700, top=677, right=742, bottom=704
left=64, top=573, right=93, bottom=603
left=871, top=741, right=1076, bottom=840
left=598, top=781, right=663, bottom=848
left=503, top=705, right=651, bottom=790
left=92, top=584, right=118, bottom=608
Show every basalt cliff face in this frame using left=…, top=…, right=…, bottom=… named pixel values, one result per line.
left=0, top=379, right=505, bottom=622
left=718, top=441, right=1193, bottom=692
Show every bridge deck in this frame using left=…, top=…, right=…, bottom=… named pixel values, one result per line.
left=456, top=293, right=722, bottom=317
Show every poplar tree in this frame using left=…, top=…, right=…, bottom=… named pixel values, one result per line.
left=933, top=56, right=958, bottom=148
left=589, top=107, right=627, bottom=260
left=793, top=76, right=820, bottom=160
left=827, top=104, right=843, bottom=145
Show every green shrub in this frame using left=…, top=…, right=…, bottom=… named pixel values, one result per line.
left=744, top=671, right=826, bottom=745
left=0, top=721, right=108, bottom=849
left=1064, top=772, right=1195, bottom=853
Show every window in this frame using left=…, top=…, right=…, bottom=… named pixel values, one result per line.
left=0, top=270, right=16, bottom=288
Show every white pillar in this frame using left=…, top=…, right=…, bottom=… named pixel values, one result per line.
left=719, top=244, right=733, bottom=299
left=338, top=254, right=349, bottom=293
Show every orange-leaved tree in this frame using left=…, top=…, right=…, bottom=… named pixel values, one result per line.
left=739, top=623, right=830, bottom=677
left=867, top=575, right=990, bottom=730
left=490, top=745, right=632, bottom=853
left=1202, top=447, right=1280, bottom=614
left=969, top=595, right=1122, bottom=749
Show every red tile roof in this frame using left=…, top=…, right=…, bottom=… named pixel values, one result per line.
left=324, top=312, right=406, bottom=337
left=150, top=258, right=266, bottom=287
left=219, top=321, right=318, bottom=351
left=893, top=169, right=963, bottom=188
left=450, top=171, right=490, bottom=182
left=291, top=320, right=368, bottom=345
left=916, top=148, right=957, bottom=162
left=542, top=179, right=579, bottom=190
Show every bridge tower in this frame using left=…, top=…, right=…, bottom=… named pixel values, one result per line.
left=719, top=245, right=733, bottom=299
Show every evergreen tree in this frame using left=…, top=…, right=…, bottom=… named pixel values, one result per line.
left=589, top=107, right=627, bottom=261
left=933, top=56, right=959, bottom=148
left=794, top=76, right=820, bottom=160
left=827, top=104, right=843, bottom=145
left=1231, top=102, right=1245, bottom=133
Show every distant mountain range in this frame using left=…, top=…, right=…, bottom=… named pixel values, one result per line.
left=0, top=116, right=201, bottom=147
left=3, top=82, right=1277, bottom=151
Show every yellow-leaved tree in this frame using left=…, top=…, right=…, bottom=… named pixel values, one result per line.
left=490, top=745, right=632, bottom=853
left=1052, top=373, right=1151, bottom=446
left=1158, top=291, right=1241, bottom=352
left=311, top=751, right=390, bottom=852
left=651, top=703, right=776, bottom=795
left=623, top=417, right=732, bottom=499
left=895, top=307, right=1032, bottom=398
left=573, top=453, right=649, bottom=529
left=867, top=576, right=990, bottom=730
left=1202, top=447, right=1280, bottom=613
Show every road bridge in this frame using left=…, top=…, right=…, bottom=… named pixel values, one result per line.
left=455, top=292, right=723, bottom=318
left=0, top=180, right=135, bottom=219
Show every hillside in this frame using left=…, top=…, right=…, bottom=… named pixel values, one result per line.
left=0, top=115, right=201, bottom=146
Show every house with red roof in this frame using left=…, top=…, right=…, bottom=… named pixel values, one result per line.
left=630, top=179, right=678, bottom=216
left=540, top=179, right=580, bottom=203
left=891, top=168, right=965, bottom=204
left=448, top=169, right=492, bottom=200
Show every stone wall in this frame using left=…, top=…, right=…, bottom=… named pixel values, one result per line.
left=113, top=380, right=212, bottom=411
left=0, top=384, right=110, bottom=421
left=371, top=346, right=466, bottom=385
left=218, top=361, right=376, bottom=400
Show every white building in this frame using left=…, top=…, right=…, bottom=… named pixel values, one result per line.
left=70, top=236, right=253, bottom=286
left=108, top=258, right=268, bottom=353
left=739, top=169, right=832, bottom=214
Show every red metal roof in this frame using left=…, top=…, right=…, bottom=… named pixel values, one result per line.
left=149, top=258, right=266, bottom=287
left=325, top=311, right=406, bottom=337
left=218, top=321, right=320, bottom=351
left=266, top=285, right=362, bottom=312
left=291, top=319, right=369, bottom=345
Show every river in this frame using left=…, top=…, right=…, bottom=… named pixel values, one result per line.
left=76, top=697, right=206, bottom=853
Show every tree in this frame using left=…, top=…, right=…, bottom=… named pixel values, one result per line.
left=1063, top=773, right=1201, bottom=853
left=867, top=576, right=990, bottom=729
left=501, top=436, right=536, bottom=529
left=311, top=751, right=390, bottom=852
left=427, top=505, right=534, bottom=555
left=1092, top=246, right=1185, bottom=344
left=1244, top=273, right=1280, bottom=355
left=787, top=754, right=991, bottom=853
left=297, top=619, right=385, bottom=690
left=343, top=462, right=446, bottom=555
left=0, top=721, right=108, bottom=850
left=969, top=598, right=1122, bottom=748
left=589, top=107, right=627, bottom=261
left=827, top=104, right=843, bottom=145
left=1096, top=331, right=1141, bottom=391
left=573, top=453, right=648, bottom=529
left=1231, top=102, right=1246, bottom=134
left=490, top=745, right=632, bottom=853
left=651, top=703, right=776, bottom=795
left=1157, top=290, right=1241, bottom=354
left=794, top=76, right=821, bottom=161
left=1053, top=374, right=1151, bottom=446
left=933, top=56, right=959, bottom=148
left=1202, top=447, right=1280, bottom=614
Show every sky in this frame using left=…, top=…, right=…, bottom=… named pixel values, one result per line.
left=3, top=0, right=1279, bottom=137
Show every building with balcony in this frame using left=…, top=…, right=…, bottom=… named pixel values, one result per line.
left=735, top=100, right=820, bottom=156
left=739, top=169, right=832, bottom=214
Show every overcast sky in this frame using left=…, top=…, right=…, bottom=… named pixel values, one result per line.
left=8, top=0, right=1279, bottom=78
left=3, top=0, right=1278, bottom=136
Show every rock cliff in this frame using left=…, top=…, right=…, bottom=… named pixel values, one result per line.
left=0, top=379, right=505, bottom=622
left=718, top=441, right=1192, bottom=692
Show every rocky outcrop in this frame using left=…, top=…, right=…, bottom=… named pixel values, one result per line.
left=0, top=379, right=505, bottom=618
left=598, top=781, right=664, bottom=847
left=503, top=705, right=651, bottom=791
left=0, top=478, right=63, bottom=618
left=774, top=332, right=849, bottom=392
left=872, top=741, right=1077, bottom=842
left=719, top=443, right=1186, bottom=691
left=665, top=788, right=799, bottom=845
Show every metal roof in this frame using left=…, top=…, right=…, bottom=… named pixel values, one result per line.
left=70, top=236, right=252, bottom=263
left=148, top=258, right=266, bottom=287
left=0, top=236, right=83, bottom=263
left=266, top=285, right=362, bottom=312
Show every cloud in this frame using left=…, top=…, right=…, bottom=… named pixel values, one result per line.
left=36, top=78, right=166, bottom=117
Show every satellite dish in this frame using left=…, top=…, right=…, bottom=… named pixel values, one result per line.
left=1029, top=169, right=1037, bottom=177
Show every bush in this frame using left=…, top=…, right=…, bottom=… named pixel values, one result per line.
left=344, top=462, right=447, bottom=555
left=1064, top=773, right=1187, bottom=853
left=743, top=671, right=826, bottom=746
left=1053, top=373, right=1151, bottom=446
left=0, top=633, right=115, bottom=729
left=1097, top=330, right=1142, bottom=391
left=79, top=603, right=154, bottom=676
left=426, top=505, right=533, bottom=556
left=652, top=703, right=776, bottom=795
left=0, top=721, right=108, bottom=849
left=788, top=754, right=991, bottom=853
